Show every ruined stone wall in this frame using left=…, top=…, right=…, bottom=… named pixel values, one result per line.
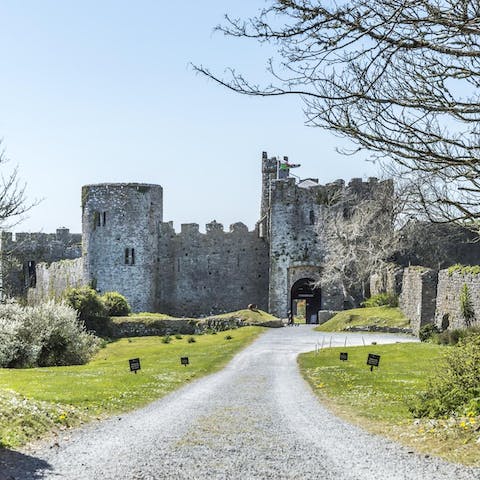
left=27, top=258, right=85, bottom=304
left=82, top=183, right=162, bottom=313
left=434, top=268, right=480, bottom=330
left=0, top=228, right=81, bottom=298
left=370, top=265, right=404, bottom=297
left=399, top=267, right=438, bottom=334
left=156, top=221, right=269, bottom=317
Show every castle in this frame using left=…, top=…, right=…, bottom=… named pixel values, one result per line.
left=0, top=152, right=390, bottom=321
left=4, top=151, right=480, bottom=329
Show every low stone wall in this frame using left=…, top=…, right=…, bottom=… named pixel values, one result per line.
left=27, top=258, right=85, bottom=305
left=399, top=267, right=437, bottom=334
left=434, top=269, right=480, bottom=330
left=87, top=315, right=281, bottom=338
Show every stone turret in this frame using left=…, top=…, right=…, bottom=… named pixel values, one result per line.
left=82, top=183, right=163, bottom=312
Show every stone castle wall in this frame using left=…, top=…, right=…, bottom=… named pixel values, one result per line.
left=27, top=258, right=85, bottom=305
left=398, top=267, right=438, bottom=334
left=434, top=269, right=480, bottom=330
left=156, top=221, right=269, bottom=317
left=370, top=265, right=404, bottom=297
left=0, top=228, right=81, bottom=298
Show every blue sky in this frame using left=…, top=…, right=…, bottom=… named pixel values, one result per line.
left=0, top=1, right=377, bottom=233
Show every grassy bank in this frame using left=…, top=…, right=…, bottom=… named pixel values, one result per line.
left=205, top=309, right=278, bottom=324
left=0, top=326, right=264, bottom=447
left=298, top=343, right=480, bottom=465
left=315, top=306, right=409, bottom=332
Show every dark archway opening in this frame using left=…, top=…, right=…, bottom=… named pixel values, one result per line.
left=291, top=278, right=322, bottom=324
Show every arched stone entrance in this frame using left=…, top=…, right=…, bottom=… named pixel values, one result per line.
left=290, top=278, right=322, bottom=324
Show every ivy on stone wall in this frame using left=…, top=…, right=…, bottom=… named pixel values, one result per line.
left=460, top=283, right=475, bottom=327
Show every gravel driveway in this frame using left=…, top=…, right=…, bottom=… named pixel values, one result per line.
left=1, top=326, right=479, bottom=480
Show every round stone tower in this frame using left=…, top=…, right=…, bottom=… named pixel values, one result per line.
left=82, top=183, right=163, bottom=312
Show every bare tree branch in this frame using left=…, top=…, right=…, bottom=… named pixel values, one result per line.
left=195, top=0, right=480, bottom=227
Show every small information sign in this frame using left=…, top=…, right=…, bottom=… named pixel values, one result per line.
left=367, top=353, right=380, bottom=371
left=129, top=358, right=141, bottom=374
left=181, top=356, right=189, bottom=367
left=340, top=352, right=348, bottom=361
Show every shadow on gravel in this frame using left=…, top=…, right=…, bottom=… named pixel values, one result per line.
left=0, top=449, right=51, bottom=480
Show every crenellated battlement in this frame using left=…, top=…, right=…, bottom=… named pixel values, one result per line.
left=160, top=221, right=258, bottom=238
left=270, top=175, right=390, bottom=206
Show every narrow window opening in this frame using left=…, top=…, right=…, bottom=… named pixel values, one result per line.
left=27, top=260, right=36, bottom=288
left=93, top=211, right=100, bottom=229
left=102, top=211, right=106, bottom=226
left=124, top=248, right=135, bottom=265
left=309, top=210, right=315, bottom=225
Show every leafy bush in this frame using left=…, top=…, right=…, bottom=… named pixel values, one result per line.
left=419, top=323, right=440, bottom=342
left=361, top=293, right=398, bottom=308
left=0, top=301, right=100, bottom=368
left=431, top=326, right=480, bottom=346
left=102, top=291, right=131, bottom=317
left=409, top=334, right=480, bottom=417
left=64, top=287, right=105, bottom=321
left=460, top=283, right=475, bottom=326
left=162, top=335, right=171, bottom=344
left=187, top=337, right=196, bottom=343
left=225, top=335, right=233, bottom=340
left=175, top=334, right=183, bottom=340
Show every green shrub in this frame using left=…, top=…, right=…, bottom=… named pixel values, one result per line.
left=460, top=283, right=475, bottom=326
left=419, top=323, right=440, bottom=342
left=225, top=335, right=233, bottom=340
left=409, top=334, right=480, bottom=417
left=162, top=335, right=171, bottom=344
left=361, top=293, right=398, bottom=308
left=187, top=337, right=196, bottom=343
left=432, top=326, right=480, bottom=346
left=64, top=287, right=106, bottom=321
left=102, top=292, right=131, bottom=317
left=175, top=334, right=183, bottom=340
left=0, top=301, right=100, bottom=368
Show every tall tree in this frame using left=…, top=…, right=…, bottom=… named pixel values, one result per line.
left=195, top=0, right=480, bottom=226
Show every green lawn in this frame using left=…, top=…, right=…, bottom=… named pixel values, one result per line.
left=0, top=326, right=264, bottom=447
left=299, top=342, right=480, bottom=465
left=315, top=306, right=409, bottom=332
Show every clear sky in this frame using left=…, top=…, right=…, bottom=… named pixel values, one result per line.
left=0, top=1, right=377, bottom=234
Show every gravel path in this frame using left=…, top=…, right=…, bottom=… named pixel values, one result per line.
left=1, top=326, right=479, bottom=480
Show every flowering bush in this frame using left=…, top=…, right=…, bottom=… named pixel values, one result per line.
left=0, top=300, right=100, bottom=368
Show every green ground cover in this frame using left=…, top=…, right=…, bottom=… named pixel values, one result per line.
left=315, top=306, right=409, bottom=332
left=205, top=309, right=277, bottom=324
left=299, top=342, right=480, bottom=465
left=0, top=326, right=264, bottom=448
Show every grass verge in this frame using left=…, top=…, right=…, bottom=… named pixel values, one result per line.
left=0, top=326, right=264, bottom=448
left=315, top=306, right=409, bottom=332
left=204, top=309, right=278, bottom=324
left=298, top=342, right=480, bottom=465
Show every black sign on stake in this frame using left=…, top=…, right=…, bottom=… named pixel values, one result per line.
left=367, top=353, right=381, bottom=372
left=129, top=358, right=141, bottom=374
left=340, top=352, right=348, bottom=361
left=181, top=356, right=189, bottom=367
